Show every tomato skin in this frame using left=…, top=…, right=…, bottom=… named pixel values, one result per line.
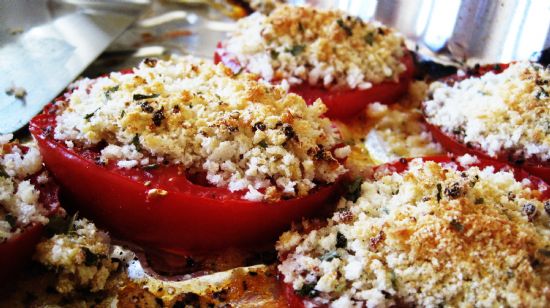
left=214, top=44, right=415, bottom=120
left=30, top=107, right=342, bottom=253
left=424, top=63, right=549, bottom=184
left=0, top=149, right=60, bottom=282
left=280, top=155, right=549, bottom=306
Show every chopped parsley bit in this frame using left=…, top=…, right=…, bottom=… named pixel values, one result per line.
left=287, top=44, right=306, bottom=56
left=319, top=251, right=339, bottom=261
left=104, top=85, right=119, bottom=100
left=296, top=283, right=318, bottom=298
left=0, top=165, right=8, bottom=178
left=143, top=164, right=159, bottom=170
left=344, top=177, right=363, bottom=203
left=258, top=140, right=268, bottom=148
left=336, top=19, right=353, bottom=36
left=5, top=213, right=16, bottom=228
left=450, top=219, right=464, bottom=232
left=436, top=183, right=442, bottom=202
left=133, top=93, right=159, bottom=101
left=131, top=134, right=142, bottom=151
left=120, top=110, right=125, bottom=118
left=270, top=49, right=279, bottom=60
left=364, top=32, right=375, bottom=45
left=45, top=212, right=78, bottom=236
left=84, top=108, right=99, bottom=121
left=390, top=271, right=398, bottom=289
left=335, top=232, right=347, bottom=248
left=83, top=247, right=99, bottom=266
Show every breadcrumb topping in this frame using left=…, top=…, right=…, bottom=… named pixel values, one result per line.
left=0, top=135, right=48, bottom=242
left=423, top=61, right=550, bottom=163
left=53, top=56, right=346, bottom=202
left=34, top=218, right=120, bottom=294
left=220, top=4, right=406, bottom=90
left=277, top=157, right=550, bottom=307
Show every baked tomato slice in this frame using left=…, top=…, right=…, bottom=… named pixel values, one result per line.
left=30, top=104, right=342, bottom=254
left=279, top=155, right=550, bottom=307
left=214, top=45, right=415, bottom=120
left=423, top=63, right=549, bottom=184
left=0, top=145, right=60, bottom=281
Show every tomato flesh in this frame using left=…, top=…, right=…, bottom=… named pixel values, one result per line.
left=30, top=105, right=342, bottom=254
left=280, top=155, right=550, bottom=306
left=0, top=147, right=60, bottom=281
left=214, top=44, right=415, bottom=119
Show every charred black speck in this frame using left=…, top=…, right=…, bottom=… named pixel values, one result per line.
left=253, top=122, right=266, bottom=131
left=140, top=101, right=154, bottom=113
left=336, top=232, right=347, bottom=248
left=444, top=182, right=463, bottom=198
left=143, top=58, right=158, bottom=67
left=152, top=107, right=165, bottom=127
left=282, top=123, right=296, bottom=139
left=522, top=203, right=538, bottom=222
left=544, top=201, right=550, bottom=215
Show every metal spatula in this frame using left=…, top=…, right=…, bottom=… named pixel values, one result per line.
left=0, top=0, right=150, bottom=134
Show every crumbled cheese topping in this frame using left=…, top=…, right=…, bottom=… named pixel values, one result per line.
left=53, top=56, right=346, bottom=202
left=423, top=61, right=550, bottom=162
left=221, top=4, right=406, bottom=89
left=34, top=218, right=119, bottom=293
left=277, top=158, right=550, bottom=307
left=0, top=135, right=48, bottom=242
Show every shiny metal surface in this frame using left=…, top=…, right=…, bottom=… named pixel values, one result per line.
left=298, top=0, right=550, bottom=64
left=0, top=0, right=149, bottom=134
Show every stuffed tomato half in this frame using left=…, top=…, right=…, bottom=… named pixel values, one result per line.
left=0, top=135, right=60, bottom=281
left=30, top=56, right=350, bottom=253
left=423, top=61, right=550, bottom=183
left=215, top=4, right=414, bottom=119
left=277, top=155, right=550, bottom=307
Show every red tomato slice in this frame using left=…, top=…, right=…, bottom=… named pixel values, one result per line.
left=280, top=155, right=550, bottom=307
left=423, top=63, right=550, bottom=184
left=214, top=44, right=415, bottom=120
left=0, top=146, right=60, bottom=281
left=30, top=103, right=343, bottom=254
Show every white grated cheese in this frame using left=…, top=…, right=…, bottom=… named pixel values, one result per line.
left=220, top=4, right=406, bottom=90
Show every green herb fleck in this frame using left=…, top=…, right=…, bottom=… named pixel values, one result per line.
left=390, top=271, right=398, bottom=289
left=133, top=93, right=159, bottom=101
left=143, top=164, right=158, bottom=171
left=336, top=19, right=352, bottom=36
left=84, top=108, right=99, bottom=121
left=287, top=44, right=306, bottom=56
left=45, top=212, right=78, bottom=236
left=5, top=214, right=16, bottom=228
left=83, top=247, right=99, bottom=266
left=270, top=49, right=279, bottom=60
left=131, top=134, right=142, bottom=151
left=296, top=283, right=318, bottom=298
left=436, top=183, right=442, bottom=202
left=364, top=32, right=375, bottom=45
left=104, top=85, right=119, bottom=99
left=344, top=177, right=363, bottom=203
left=319, top=251, right=339, bottom=261
left=258, top=140, right=268, bottom=148
left=0, top=165, right=8, bottom=178
left=120, top=110, right=125, bottom=118
left=450, top=219, right=464, bottom=232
